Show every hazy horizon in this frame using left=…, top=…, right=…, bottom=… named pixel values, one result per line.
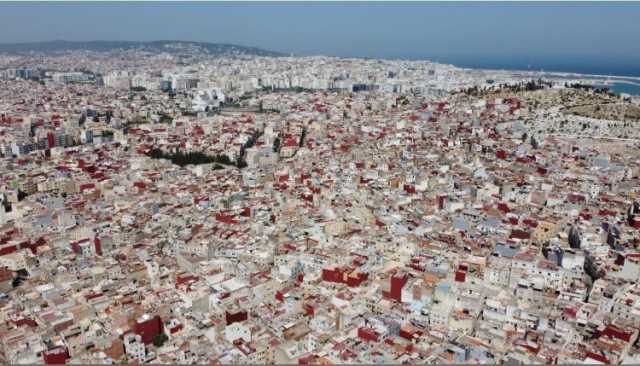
left=1, top=2, right=639, bottom=76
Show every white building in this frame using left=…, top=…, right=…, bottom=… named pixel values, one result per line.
left=123, top=333, right=146, bottom=363
left=224, top=322, right=251, bottom=343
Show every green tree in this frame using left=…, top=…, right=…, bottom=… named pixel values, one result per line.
left=146, top=148, right=238, bottom=168
left=17, top=189, right=29, bottom=201
left=299, top=127, right=308, bottom=147
left=153, top=333, right=168, bottom=347
left=273, top=136, right=281, bottom=153
left=530, top=136, right=539, bottom=150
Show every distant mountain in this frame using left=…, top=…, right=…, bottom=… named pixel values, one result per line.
left=0, top=40, right=284, bottom=57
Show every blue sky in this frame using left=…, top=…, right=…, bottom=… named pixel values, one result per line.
left=1, top=2, right=639, bottom=74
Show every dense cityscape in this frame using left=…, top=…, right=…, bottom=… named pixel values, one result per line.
left=1, top=40, right=640, bottom=364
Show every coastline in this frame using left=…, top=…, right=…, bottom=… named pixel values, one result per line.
left=466, top=67, right=640, bottom=82
left=457, top=66, right=640, bottom=96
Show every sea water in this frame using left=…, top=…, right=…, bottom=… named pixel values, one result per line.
left=607, top=82, right=640, bottom=96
